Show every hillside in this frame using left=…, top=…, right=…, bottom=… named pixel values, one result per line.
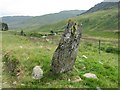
left=2, top=10, right=86, bottom=29
left=81, top=1, right=118, bottom=15
left=30, top=7, right=118, bottom=38
left=2, top=16, right=33, bottom=29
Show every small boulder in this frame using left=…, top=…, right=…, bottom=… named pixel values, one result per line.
left=98, top=61, right=103, bottom=64
left=81, top=55, right=88, bottom=59
left=67, top=85, right=73, bottom=88
left=96, top=87, right=102, bottom=90
left=83, top=73, right=97, bottom=79
left=40, top=46, right=43, bottom=48
left=46, top=39, right=49, bottom=42
left=42, top=36, right=46, bottom=38
left=21, top=83, right=25, bottom=86
left=32, top=66, right=43, bottom=80
left=3, top=82, right=7, bottom=85
left=19, top=46, right=23, bottom=49
left=13, top=81, right=17, bottom=85
left=71, top=76, right=82, bottom=82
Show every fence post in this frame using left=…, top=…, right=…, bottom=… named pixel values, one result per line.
left=99, top=40, right=101, bottom=54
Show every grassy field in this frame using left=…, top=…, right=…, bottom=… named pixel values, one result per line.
left=1, top=30, right=118, bottom=88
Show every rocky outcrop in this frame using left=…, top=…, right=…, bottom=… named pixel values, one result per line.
left=51, top=20, right=82, bottom=74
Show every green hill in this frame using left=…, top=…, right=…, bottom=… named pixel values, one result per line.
left=2, top=1, right=118, bottom=39
left=81, top=1, right=118, bottom=15
left=2, top=10, right=86, bottom=29
left=30, top=7, right=118, bottom=38
left=1, top=16, right=32, bottom=29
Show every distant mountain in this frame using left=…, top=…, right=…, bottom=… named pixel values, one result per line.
left=2, top=16, right=33, bottom=29
left=82, top=1, right=118, bottom=15
left=59, top=10, right=85, bottom=15
left=103, top=0, right=120, bottom=2
left=2, top=10, right=86, bottom=29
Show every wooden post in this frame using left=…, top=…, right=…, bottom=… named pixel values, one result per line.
left=99, top=40, right=101, bottom=54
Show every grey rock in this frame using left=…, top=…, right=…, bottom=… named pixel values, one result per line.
left=13, top=81, right=17, bottom=85
left=96, top=87, right=102, bottom=90
left=81, top=55, right=88, bottom=59
left=21, top=83, right=25, bottom=86
left=83, top=73, right=97, bottom=79
left=32, top=66, right=43, bottom=80
left=71, top=76, right=82, bottom=82
left=51, top=20, right=82, bottom=74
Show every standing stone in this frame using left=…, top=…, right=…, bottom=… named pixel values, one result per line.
left=51, top=19, right=82, bottom=74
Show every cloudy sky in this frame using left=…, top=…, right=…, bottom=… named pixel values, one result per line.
left=0, top=0, right=106, bottom=17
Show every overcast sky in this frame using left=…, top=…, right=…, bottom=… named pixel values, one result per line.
left=0, top=0, right=105, bottom=17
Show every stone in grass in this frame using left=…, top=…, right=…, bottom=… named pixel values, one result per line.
left=71, top=76, right=82, bottom=82
left=51, top=19, right=82, bottom=74
left=81, top=55, right=88, bottom=59
left=32, top=66, right=43, bottom=80
left=83, top=73, right=97, bottom=79
left=19, top=46, right=23, bottom=49
left=96, top=87, right=102, bottom=90
left=13, top=81, right=17, bottom=85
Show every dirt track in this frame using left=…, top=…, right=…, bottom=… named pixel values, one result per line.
left=27, top=34, right=118, bottom=45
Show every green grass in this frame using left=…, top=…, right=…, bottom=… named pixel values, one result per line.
left=2, top=31, right=118, bottom=88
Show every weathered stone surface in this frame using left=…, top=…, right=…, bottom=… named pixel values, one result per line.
left=13, top=81, right=17, bottom=85
left=69, top=76, right=82, bottom=82
left=32, top=66, right=43, bottom=80
left=51, top=20, right=82, bottom=74
left=83, top=73, right=97, bottom=79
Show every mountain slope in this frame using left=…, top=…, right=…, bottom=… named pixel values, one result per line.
left=29, top=0, right=118, bottom=38
left=2, top=10, right=86, bottom=29
left=32, top=7, right=118, bottom=38
left=81, top=1, right=118, bottom=15
left=2, top=16, right=33, bottom=29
